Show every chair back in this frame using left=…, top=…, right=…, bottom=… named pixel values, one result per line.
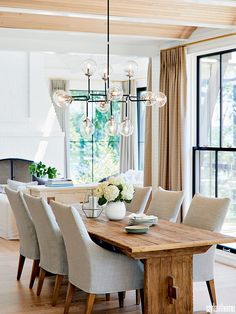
left=5, top=187, right=39, bottom=260
left=23, top=194, right=68, bottom=275
left=147, top=187, right=183, bottom=222
left=183, top=193, right=230, bottom=232
left=125, top=186, right=152, bottom=214
left=51, top=201, right=99, bottom=290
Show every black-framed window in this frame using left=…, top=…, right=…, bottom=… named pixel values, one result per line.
left=193, top=49, right=236, bottom=253
left=69, top=90, right=120, bottom=183
left=137, top=87, right=146, bottom=170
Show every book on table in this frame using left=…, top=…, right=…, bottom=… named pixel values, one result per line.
left=45, top=179, right=74, bottom=187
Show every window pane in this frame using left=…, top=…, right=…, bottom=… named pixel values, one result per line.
left=218, top=152, right=236, bottom=248
left=139, top=142, right=144, bottom=171
left=70, top=141, right=92, bottom=183
left=199, top=151, right=215, bottom=197
left=93, top=141, right=120, bottom=182
left=199, top=56, right=220, bottom=147
left=222, top=52, right=236, bottom=147
left=69, top=90, right=121, bottom=183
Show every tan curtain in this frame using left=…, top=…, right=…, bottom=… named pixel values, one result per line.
left=50, top=79, right=70, bottom=178
left=158, top=47, right=187, bottom=193
left=119, top=80, right=138, bottom=172
left=143, top=58, right=153, bottom=186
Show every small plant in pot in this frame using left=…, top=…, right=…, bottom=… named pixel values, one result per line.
left=94, top=176, right=134, bottom=220
left=29, top=162, right=58, bottom=185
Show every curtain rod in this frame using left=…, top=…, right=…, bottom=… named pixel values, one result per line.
left=161, top=32, right=236, bottom=51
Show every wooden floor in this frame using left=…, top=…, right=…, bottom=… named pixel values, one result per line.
left=0, top=238, right=236, bottom=314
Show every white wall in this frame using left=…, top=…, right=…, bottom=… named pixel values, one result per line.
left=0, top=51, right=65, bottom=175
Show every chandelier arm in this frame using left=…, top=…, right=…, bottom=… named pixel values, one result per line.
left=88, top=75, right=91, bottom=99
left=86, top=101, right=89, bottom=118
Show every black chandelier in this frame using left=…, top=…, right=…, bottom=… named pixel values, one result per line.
left=53, top=0, right=167, bottom=139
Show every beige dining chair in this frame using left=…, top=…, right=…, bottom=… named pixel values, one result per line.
left=23, top=194, right=68, bottom=306
left=5, top=187, right=40, bottom=289
left=125, top=186, right=152, bottom=214
left=183, top=193, right=230, bottom=306
left=146, top=187, right=184, bottom=222
left=51, top=201, right=144, bottom=314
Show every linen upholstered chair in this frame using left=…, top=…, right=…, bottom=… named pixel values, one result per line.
left=51, top=201, right=144, bottom=314
left=183, top=193, right=230, bottom=306
left=23, top=194, right=68, bottom=306
left=147, top=187, right=184, bottom=222
left=5, top=187, right=40, bottom=289
left=125, top=186, right=152, bottom=214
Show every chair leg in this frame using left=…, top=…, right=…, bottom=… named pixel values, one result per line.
left=64, top=283, right=75, bottom=314
left=140, top=289, right=144, bottom=314
left=106, top=293, right=110, bottom=301
left=206, top=279, right=217, bottom=306
left=85, top=293, right=96, bottom=314
left=136, top=289, right=140, bottom=305
left=17, top=254, right=25, bottom=280
left=37, top=268, right=46, bottom=296
left=52, top=274, right=64, bottom=306
left=29, top=259, right=40, bottom=289
left=118, top=291, right=125, bottom=308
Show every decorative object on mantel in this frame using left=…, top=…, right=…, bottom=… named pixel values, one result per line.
left=52, top=0, right=167, bottom=140
left=94, top=176, right=134, bottom=220
left=28, top=161, right=58, bottom=185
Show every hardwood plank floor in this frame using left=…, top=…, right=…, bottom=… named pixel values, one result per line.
left=0, top=239, right=235, bottom=313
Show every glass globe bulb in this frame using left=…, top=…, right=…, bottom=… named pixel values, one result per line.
left=108, top=85, right=123, bottom=101
left=120, top=118, right=134, bottom=137
left=104, top=116, right=119, bottom=136
left=53, top=90, right=72, bottom=107
left=80, top=118, right=95, bottom=139
left=124, top=60, right=138, bottom=77
left=156, top=92, right=167, bottom=107
left=141, top=91, right=157, bottom=106
left=99, top=64, right=113, bottom=81
left=96, top=101, right=110, bottom=113
left=81, top=59, right=97, bottom=76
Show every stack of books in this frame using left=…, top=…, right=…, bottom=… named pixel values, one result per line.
left=45, top=179, right=74, bottom=187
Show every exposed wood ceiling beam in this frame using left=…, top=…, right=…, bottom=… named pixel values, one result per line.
left=0, top=12, right=196, bottom=40
left=0, top=0, right=235, bottom=28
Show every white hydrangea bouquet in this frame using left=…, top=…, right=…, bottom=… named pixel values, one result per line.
left=94, top=176, right=134, bottom=206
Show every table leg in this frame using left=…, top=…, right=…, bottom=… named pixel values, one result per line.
left=144, top=255, right=193, bottom=314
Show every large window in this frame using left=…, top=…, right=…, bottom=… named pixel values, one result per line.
left=69, top=90, right=120, bottom=183
left=193, top=49, right=236, bottom=252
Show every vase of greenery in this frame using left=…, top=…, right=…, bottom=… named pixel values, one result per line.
left=94, top=176, right=134, bottom=220
left=29, top=162, right=58, bottom=185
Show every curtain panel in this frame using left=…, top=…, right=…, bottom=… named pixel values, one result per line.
left=158, top=47, right=187, bottom=194
left=119, top=80, right=138, bottom=173
left=50, top=79, right=70, bottom=178
left=143, top=58, right=153, bottom=187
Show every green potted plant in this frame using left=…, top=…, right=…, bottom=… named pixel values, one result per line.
left=28, top=162, right=58, bottom=184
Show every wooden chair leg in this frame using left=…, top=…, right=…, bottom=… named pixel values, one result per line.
left=37, top=268, right=46, bottom=296
left=118, top=291, right=125, bottom=308
left=206, top=279, right=217, bottom=306
left=85, top=293, right=96, bottom=314
left=29, top=259, right=40, bottom=289
left=136, top=289, right=140, bottom=305
left=17, top=254, right=25, bottom=280
left=64, top=283, right=75, bottom=314
left=106, top=293, right=110, bottom=301
left=140, top=289, right=144, bottom=314
left=52, top=274, right=64, bottom=306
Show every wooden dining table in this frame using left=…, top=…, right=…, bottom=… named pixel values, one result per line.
left=81, top=212, right=236, bottom=314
